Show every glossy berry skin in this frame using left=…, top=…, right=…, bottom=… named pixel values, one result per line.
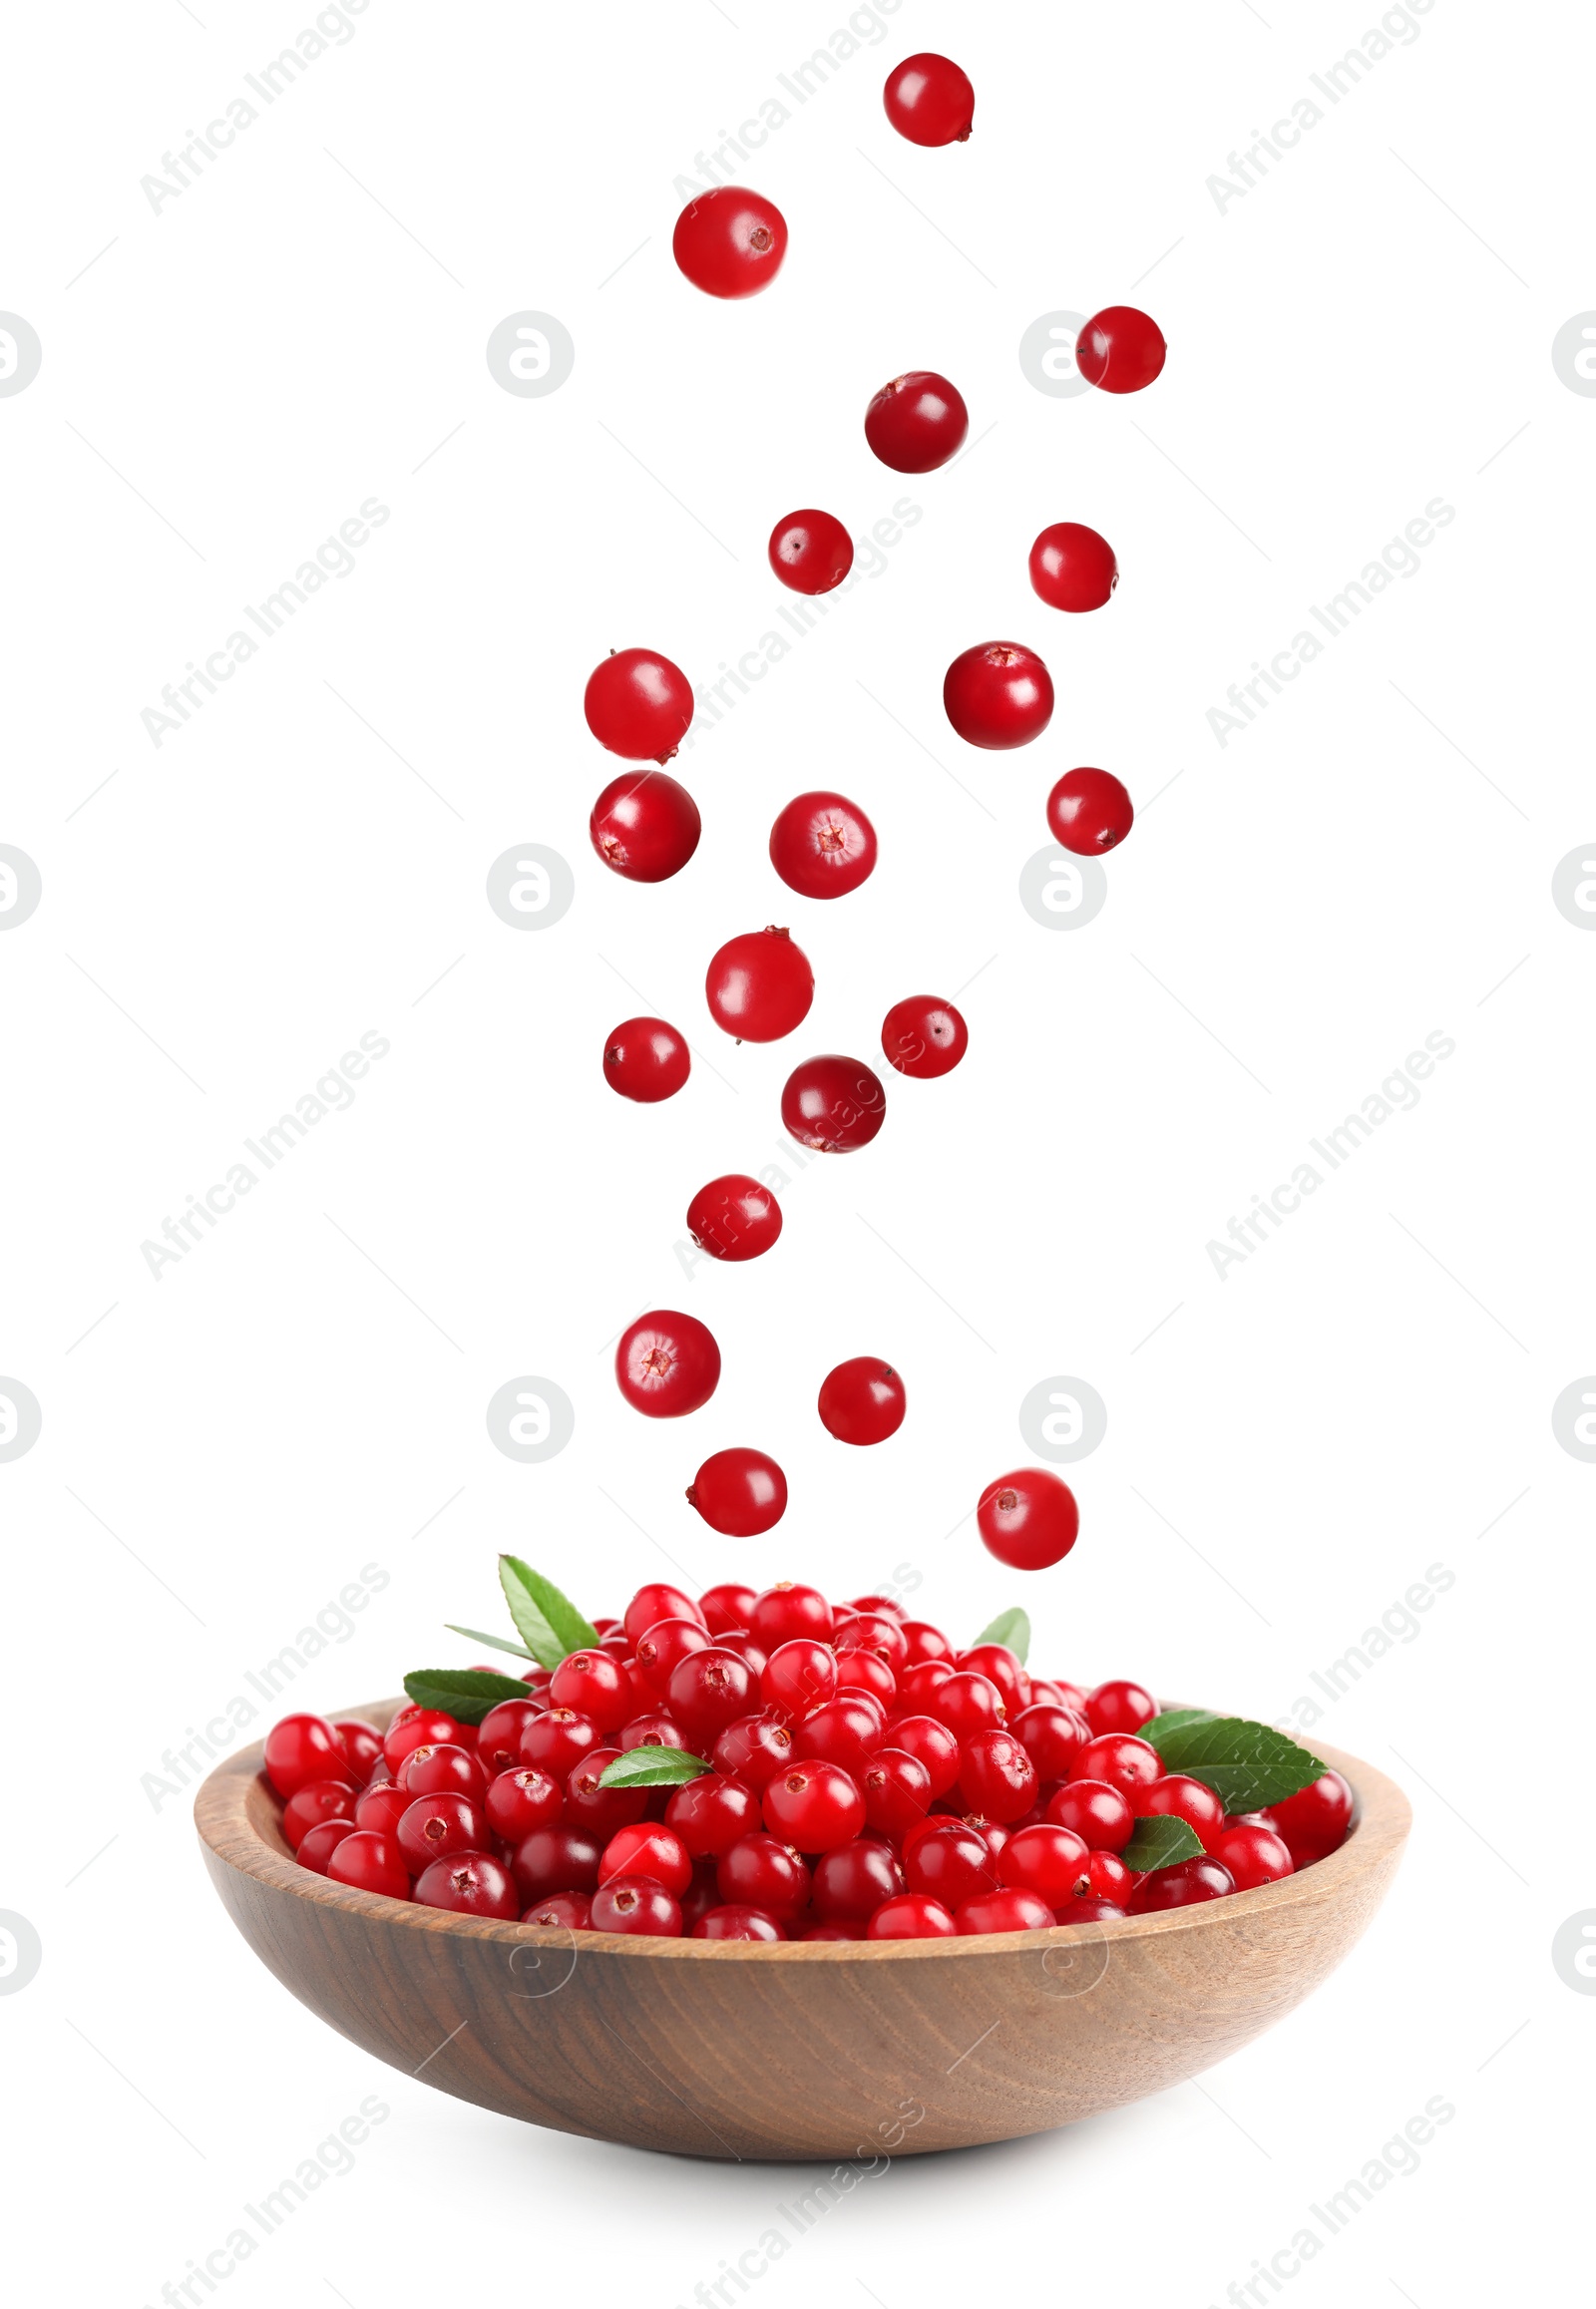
left=1069, top=1734, right=1161, bottom=1802
left=623, top=1582, right=704, bottom=1646
left=930, top=1670, right=1007, bottom=1744
left=332, top=1720, right=383, bottom=1781
left=763, top=1761, right=866, bottom=1853
left=618, top=1711, right=688, bottom=1752
left=1138, top=1774, right=1227, bottom=1848
left=900, top=1662, right=955, bottom=1714
left=665, top=1774, right=759, bottom=1860
left=781, top=1053, right=886, bottom=1152
left=903, top=1822, right=998, bottom=1908
left=485, top=1765, right=564, bottom=1842
left=705, top=927, right=814, bottom=1041
left=383, top=1709, right=465, bottom=1775
left=354, top=1783, right=412, bottom=1839
left=1054, top=1894, right=1125, bottom=1925
left=1048, top=767, right=1134, bottom=857
left=415, top=1853, right=519, bottom=1919
left=615, top=1310, right=720, bottom=1418
left=865, top=371, right=969, bottom=473
left=960, top=1729, right=1039, bottom=1823
left=687, top=1447, right=787, bottom=1536
left=836, top=1656, right=896, bottom=1715
left=899, top=1621, right=955, bottom=1666
left=295, top=1818, right=356, bottom=1874
left=564, top=1750, right=649, bottom=1837
left=547, top=1649, right=630, bottom=1733
left=1046, top=1778, right=1135, bottom=1852
left=396, top=1791, right=490, bottom=1874
left=883, top=52, right=974, bottom=145
left=1075, top=305, right=1167, bottom=395
left=264, top=1713, right=355, bottom=1798
left=881, top=995, right=967, bottom=1079
left=1029, top=523, right=1118, bottom=612
left=959, top=1644, right=1029, bottom=1716
left=520, top=1708, right=601, bottom=1779
left=666, top=1647, right=757, bottom=1744
left=768, top=510, right=853, bottom=594
left=1212, top=1821, right=1295, bottom=1890
left=835, top=1609, right=908, bottom=1673
left=694, top=1904, right=785, bottom=1941
left=281, top=1780, right=355, bottom=1851
left=1010, top=1704, right=1091, bottom=1782
left=632, top=1616, right=711, bottom=1698
left=769, top=790, right=878, bottom=900
left=1128, top=1856, right=1235, bottom=1914
left=1264, top=1769, right=1354, bottom=1866
left=592, top=1874, right=683, bottom=1935
left=944, top=643, right=1053, bottom=750
left=977, top=1467, right=1079, bottom=1570
left=510, top=1826, right=602, bottom=1904
left=997, top=1822, right=1090, bottom=1905
left=886, top=1714, right=962, bottom=1798
left=817, top=1356, right=906, bottom=1445
left=752, top=1583, right=834, bottom=1647
left=867, top=1892, right=958, bottom=1940
left=699, top=1581, right=759, bottom=1635
left=585, top=648, right=694, bottom=762
left=327, top=1829, right=411, bottom=1900
left=956, top=1888, right=1054, bottom=1936
left=789, top=1698, right=879, bottom=1779
left=598, top=1823, right=692, bottom=1898
left=1085, top=1678, right=1155, bottom=1737
left=590, top=770, right=700, bottom=882
left=762, top=1639, right=837, bottom=1718
left=859, top=1747, right=933, bottom=1839
left=813, top=1836, right=903, bottom=1919
left=400, top=1743, right=486, bottom=1802
left=1082, top=1850, right=1133, bottom=1906
left=687, top=1174, right=783, bottom=1263
left=717, top=1831, right=810, bottom=1918
left=713, top=1714, right=793, bottom=1789
left=603, top=1016, right=690, bottom=1103
left=673, top=186, right=787, bottom=298
left=476, top=1700, right=545, bottom=1781
left=523, top=1891, right=592, bottom=1929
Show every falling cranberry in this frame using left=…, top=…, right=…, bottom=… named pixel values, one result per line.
left=614, top=1309, right=721, bottom=1417
left=589, top=770, right=701, bottom=883
left=881, top=994, right=968, bottom=1078
left=686, top=1174, right=783, bottom=1263
left=944, top=642, right=1053, bottom=749
left=818, top=1357, right=906, bottom=1445
left=1047, top=767, right=1134, bottom=856
left=769, top=790, right=878, bottom=899
left=1029, top=522, right=1118, bottom=612
left=704, top=926, right=814, bottom=1041
left=781, top=1053, right=887, bottom=1152
left=672, top=187, right=788, bottom=298
left=977, top=1467, right=1079, bottom=1569
left=1075, top=306, right=1167, bottom=395
left=584, top=647, right=694, bottom=761
left=864, top=371, right=969, bottom=473
left=768, top=509, right=854, bottom=594
left=883, top=53, right=975, bottom=146
left=602, top=1016, right=690, bottom=1102
left=687, top=1446, right=788, bottom=1536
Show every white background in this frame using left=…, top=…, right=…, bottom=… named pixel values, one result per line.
left=2, top=0, right=1589, bottom=2301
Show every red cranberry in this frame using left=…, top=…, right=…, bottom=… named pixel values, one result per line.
left=265, top=1714, right=354, bottom=1798
left=383, top=1709, right=465, bottom=1775
left=956, top=1888, right=1054, bottom=1935
left=686, top=1448, right=787, bottom=1537
left=997, top=1822, right=1089, bottom=1905
left=903, top=1822, right=998, bottom=1907
left=672, top=186, right=787, bottom=298
left=712, top=1714, right=793, bottom=1789
left=485, top=1765, right=563, bottom=1841
left=716, top=1831, right=811, bottom=1918
left=1069, top=1734, right=1161, bottom=1801
left=295, top=1819, right=356, bottom=1874
left=326, top=1829, right=410, bottom=1900
left=781, top=1053, right=886, bottom=1152
left=589, top=1874, right=680, bottom=1935
left=813, top=1836, right=903, bottom=1919
left=864, top=370, right=969, bottom=473
left=817, top=1357, right=906, bottom=1445
left=861, top=1747, right=932, bottom=1839
left=1264, top=1769, right=1355, bottom=1865
left=790, top=1697, right=880, bottom=1777
left=698, top=1582, right=759, bottom=1635
left=522, top=1891, right=592, bottom=1929
left=883, top=52, right=974, bottom=145
left=1081, top=1850, right=1133, bottom=1905
left=1029, top=522, right=1118, bottom=612
left=603, top=1016, right=690, bottom=1103
left=1084, top=1678, right=1155, bottom=1736
left=1212, top=1822, right=1295, bottom=1890
left=511, top=1826, right=601, bottom=1903
left=762, top=1639, right=838, bottom=1717
left=960, top=1729, right=1039, bottom=1823
left=667, top=1647, right=756, bottom=1743
left=867, top=1892, right=958, bottom=1940
left=415, top=1852, right=518, bottom=1918
left=281, top=1779, right=355, bottom=1851
left=665, top=1773, right=759, bottom=1859
left=614, top=1310, right=720, bottom=1418
left=622, top=1582, right=704, bottom=1645
left=881, top=995, right=968, bottom=1079
left=705, top=927, right=814, bottom=1041
left=332, top=1720, right=383, bottom=1781
left=632, top=1617, right=711, bottom=1698
left=763, top=1761, right=866, bottom=1852
left=597, top=1822, right=691, bottom=1897
left=1075, top=305, right=1166, bottom=394
left=1011, top=1704, right=1091, bottom=1781
left=899, top=1660, right=955, bottom=1711
left=1047, top=768, right=1134, bottom=856
left=899, top=1620, right=955, bottom=1667
left=930, top=1671, right=1006, bottom=1744
left=353, top=1783, right=411, bottom=1837
left=751, top=1583, right=834, bottom=1647
left=590, top=770, right=700, bottom=882
left=768, top=509, right=853, bottom=594
left=564, top=1749, right=649, bottom=1836
left=519, top=1709, right=601, bottom=1778
left=687, top=1174, right=783, bottom=1263
left=477, top=1699, right=544, bottom=1780
left=549, top=1650, right=633, bottom=1733
left=977, top=1467, right=1079, bottom=1569
left=885, top=1714, right=962, bottom=1797
left=1139, top=1774, right=1227, bottom=1848
left=943, top=643, right=1053, bottom=749
left=1046, top=1778, right=1135, bottom=1852
left=618, top=1711, right=688, bottom=1752
left=716, top=1631, right=767, bottom=1680
left=1054, top=1894, right=1125, bottom=1924
left=396, top=1791, right=490, bottom=1873
left=769, top=790, right=878, bottom=900
left=693, top=1904, right=784, bottom=1941
left=585, top=647, right=694, bottom=761
left=959, top=1644, right=1030, bottom=1715
left=1128, top=1857, right=1235, bottom=1912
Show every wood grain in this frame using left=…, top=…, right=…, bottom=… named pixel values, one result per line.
left=195, top=1705, right=1409, bottom=2161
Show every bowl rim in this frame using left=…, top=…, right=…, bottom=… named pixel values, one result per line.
left=195, top=1701, right=1410, bottom=1963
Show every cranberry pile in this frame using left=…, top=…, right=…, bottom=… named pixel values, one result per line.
left=263, top=1578, right=1352, bottom=1941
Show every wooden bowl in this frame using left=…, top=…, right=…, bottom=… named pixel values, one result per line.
left=196, top=1705, right=1408, bottom=2161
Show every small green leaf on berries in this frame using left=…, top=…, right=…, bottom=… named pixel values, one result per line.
left=445, top=1623, right=536, bottom=1663
left=1122, top=1816, right=1206, bottom=1872
left=597, top=1747, right=710, bottom=1789
left=402, top=1668, right=531, bottom=1725
left=1150, top=1716, right=1326, bottom=1812
left=1140, top=1707, right=1220, bottom=1747
left=973, top=1607, right=1030, bottom=1664
left=498, top=1556, right=598, bottom=1669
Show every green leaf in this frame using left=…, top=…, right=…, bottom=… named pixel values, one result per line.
left=444, top=1623, right=536, bottom=1663
left=1122, top=1815, right=1206, bottom=1872
left=498, top=1556, right=598, bottom=1670
left=1141, top=1707, right=1220, bottom=1747
left=973, top=1607, right=1030, bottom=1665
left=1150, top=1715, right=1326, bottom=1813
left=402, top=1667, right=531, bottom=1725
left=597, top=1746, right=711, bottom=1789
